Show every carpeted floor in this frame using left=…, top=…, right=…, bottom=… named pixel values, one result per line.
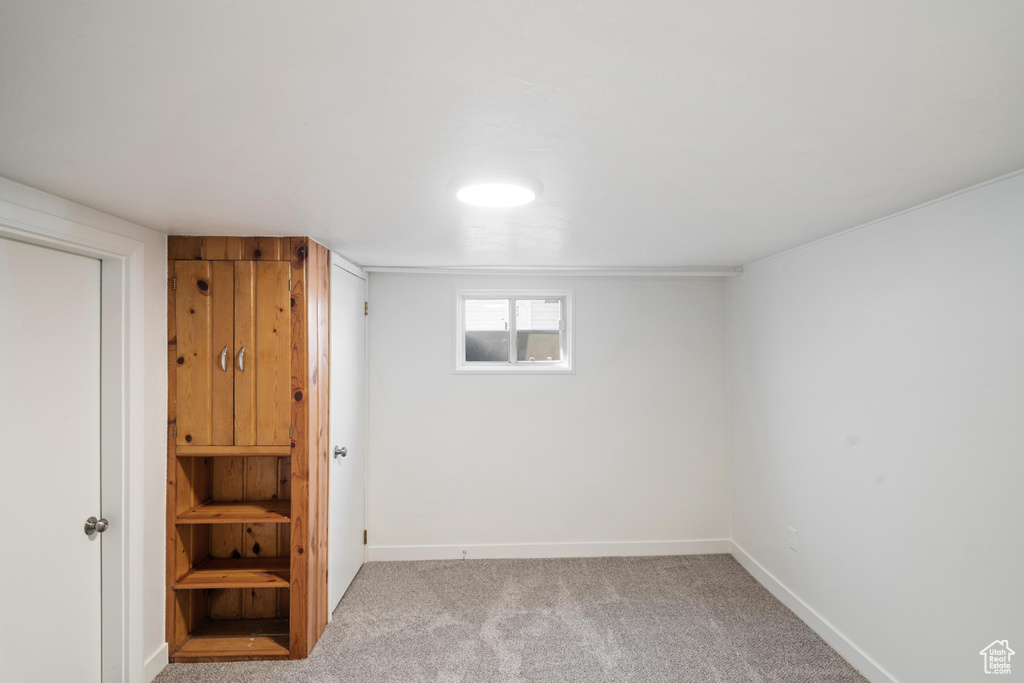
left=156, top=554, right=866, bottom=682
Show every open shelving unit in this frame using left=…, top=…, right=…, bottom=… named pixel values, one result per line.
left=168, top=446, right=294, bottom=662
left=167, top=236, right=331, bottom=662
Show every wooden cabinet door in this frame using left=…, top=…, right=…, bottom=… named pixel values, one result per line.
left=233, top=261, right=256, bottom=445
left=174, top=260, right=235, bottom=446
left=232, top=260, right=291, bottom=446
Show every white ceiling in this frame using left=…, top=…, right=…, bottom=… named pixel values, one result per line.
left=1, top=1, right=1022, bottom=266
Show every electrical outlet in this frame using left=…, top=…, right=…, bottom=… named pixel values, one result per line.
left=788, top=527, right=798, bottom=553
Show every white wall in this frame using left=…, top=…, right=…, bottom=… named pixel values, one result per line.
left=0, top=178, right=169, bottom=681
left=728, top=172, right=1024, bottom=682
left=367, top=274, right=731, bottom=559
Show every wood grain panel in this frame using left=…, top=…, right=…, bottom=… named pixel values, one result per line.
left=176, top=558, right=289, bottom=589
left=244, top=455, right=281, bottom=618
left=187, top=591, right=209, bottom=637
left=175, top=260, right=213, bottom=446
left=167, top=260, right=189, bottom=651
left=289, top=237, right=311, bottom=658
left=243, top=586, right=280, bottom=620
left=315, top=243, right=330, bottom=636
left=244, top=237, right=285, bottom=261
left=277, top=453, right=292, bottom=618
left=203, top=236, right=244, bottom=261
left=177, top=445, right=291, bottom=457
left=303, top=242, right=321, bottom=655
left=211, top=261, right=234, bottom=445
left=188, top=457, right=212, bottom=510
left=233, top=261, right=256, bottom=445
left=211, top=456, right=244, bottom=504
left=210, top=455, right=244, bottom=618
left=177, top=500, right=291, bottom=524
left=170, top=592, right=189, bottom=652
left=173, top=619, right=289, bottom=661
left=255, top=261, right=291, bottom=445
left=168, top=236, right=203, bottom=260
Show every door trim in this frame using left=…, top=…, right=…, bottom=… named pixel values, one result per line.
left=0, top=198, right=146, bottom=683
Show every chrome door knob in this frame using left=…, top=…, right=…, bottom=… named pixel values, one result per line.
left=333, top=446, right=347, bottom=459
left=84, top=516, right=109, bottom=535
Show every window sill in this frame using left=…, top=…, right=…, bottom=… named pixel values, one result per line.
left=454, top=363, right=574, bottom=375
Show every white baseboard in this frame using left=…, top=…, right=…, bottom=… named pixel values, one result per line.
left=730, top=541, right=898, bottom=683
left=368, top=538, right=732, bottom=562
left=143, top=642, right=169, bottom=683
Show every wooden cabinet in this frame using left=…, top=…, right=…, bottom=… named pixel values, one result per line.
left=166, top=236, right=331, bottom=662
left=173, top=259, right=290, bottom=447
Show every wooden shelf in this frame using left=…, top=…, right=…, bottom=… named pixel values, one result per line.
left=176, top=444, right=292, bottom=458
left=177, top=500, right=291, bottom=524
left=174, top=619, right=289, bottom=661
left=175, top=558, right=290, bottom=589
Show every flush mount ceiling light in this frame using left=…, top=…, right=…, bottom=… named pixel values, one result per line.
left=456, top=182, right=538, bottom=207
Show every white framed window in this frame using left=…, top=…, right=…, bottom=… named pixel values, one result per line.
left=455, top=290, right=573, bottom=374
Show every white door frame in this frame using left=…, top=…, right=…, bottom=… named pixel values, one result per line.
left=0, top=199, right=146, bottom=683
left=329, top=251, right=368, bottom=571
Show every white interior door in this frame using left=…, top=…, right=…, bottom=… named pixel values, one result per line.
left=328, top=261, right=367, bottom=613
left=0, top=237, right=103, bottom=683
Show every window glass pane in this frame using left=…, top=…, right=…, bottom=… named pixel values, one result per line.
left=464, top=299, right=510, bottom=362
left=516, top=299, right=561, bottom=361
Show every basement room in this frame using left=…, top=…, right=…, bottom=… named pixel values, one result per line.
left=0, top=2, right=1021, bottom=682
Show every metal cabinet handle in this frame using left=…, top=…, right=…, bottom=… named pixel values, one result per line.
left=333, top=446, right=347, bottom=459
left=237, top=346, right=245, bottom=372
left=220, top=346, right=228, bottom=371
left=84, top=516, right=109, bottom=535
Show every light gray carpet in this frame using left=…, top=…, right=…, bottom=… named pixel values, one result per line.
left=156, top=555, right=866, bottom=682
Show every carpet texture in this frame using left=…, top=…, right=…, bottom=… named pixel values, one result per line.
left=156, top=554, right=866, bottom=682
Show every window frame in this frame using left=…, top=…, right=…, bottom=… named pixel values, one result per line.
left=455, top=289, right=574, bottom=374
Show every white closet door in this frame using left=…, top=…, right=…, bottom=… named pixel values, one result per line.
left=0, top=237, right=102, bottom=683
left=328, top=263, right=366, bottom=612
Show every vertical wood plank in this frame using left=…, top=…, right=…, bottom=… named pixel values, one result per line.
left=289, top=237, right=311, bottom=658
left=209, top=457, right=244, bottom=619
left=303, top=241, right=321, bottom=655
left=189, top=458, right=212, bottom=509
left=243, top=455, right=280, bottom=618
left=255, top=261, right=291, bottom=445
left=203, top=236, right=244, bottom=260
left=210, top=262, right=234, bottom=445
left=167, top=261, right=189, bottom=652
left=187, top=591, right=209, bottom=635
left=315, top=243, right=330, bottom=636
left=175, top=261, right=213, bottom=446
left=277, top=454, right=292, bottom=618
left=233, top=262, right=256, bottom=445
left=171, top=592, right=189, bottom=650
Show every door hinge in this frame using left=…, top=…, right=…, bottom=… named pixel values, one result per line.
left=171, top=277, right=176, bottom=290
left=363, top=529, right=367, bottom=545
left=289, top=426, right=293, bottom=439
left=364, top=301, right=369, bottom=316
left=288, top=279, right=292, bottom=291
left=173, top=426, right=177, bottom=438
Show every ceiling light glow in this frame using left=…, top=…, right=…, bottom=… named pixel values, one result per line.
left=456, top=182, right=536, bottom=207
